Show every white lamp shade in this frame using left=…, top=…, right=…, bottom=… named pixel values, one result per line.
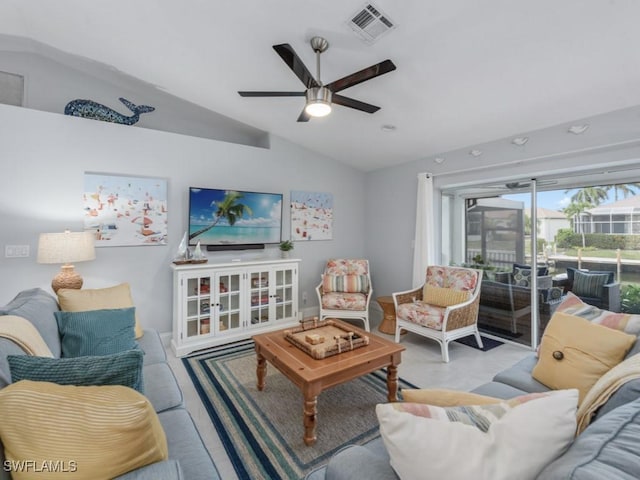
left=37, top=231, right=96, bottom=265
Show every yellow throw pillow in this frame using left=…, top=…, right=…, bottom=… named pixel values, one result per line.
left=423, top=286, right=469, bottom=308
left=57, top=283, right=143, bottom=339
left=532, top=311, right=636, bottom=404
left=0, top=380, right=167, bottom=480
left=402, top=388, right=501, bottom=406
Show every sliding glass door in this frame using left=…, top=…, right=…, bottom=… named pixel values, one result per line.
left=442, top=175, right=640, bottom=350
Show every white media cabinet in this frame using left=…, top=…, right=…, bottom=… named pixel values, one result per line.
left=171, top=258, right=300, bottom=357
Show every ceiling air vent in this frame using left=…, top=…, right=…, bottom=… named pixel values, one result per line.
left=0, top=71, right=24, bottom=107
left=347, top=3, right=396, bottom=44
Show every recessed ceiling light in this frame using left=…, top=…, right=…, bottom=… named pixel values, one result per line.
left=568, top=124, right=589, bottom=135
left=434, top=157, right=445, bottom=164
left=380, top=124, right=396, bottom=132
left=469, top=149, right=483, bottom=157
left=511, top=137, right=529, bottom=146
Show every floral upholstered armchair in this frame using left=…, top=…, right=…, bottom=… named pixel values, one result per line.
left=316, top=259, right=372, bottom=331
left=392, top=265, right=482, bottom=362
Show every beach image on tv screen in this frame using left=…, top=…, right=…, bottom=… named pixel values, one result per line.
left=189, top=189, right=282, bottom=245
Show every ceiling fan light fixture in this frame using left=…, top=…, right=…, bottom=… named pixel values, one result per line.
left=305, top=87, right=332, bottom=117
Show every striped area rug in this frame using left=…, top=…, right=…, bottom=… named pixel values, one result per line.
left=183, top=341, right=416, bottom=480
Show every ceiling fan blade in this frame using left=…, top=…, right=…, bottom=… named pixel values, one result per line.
left=273, top=44, right=320, bottom=89
left=238, top=91, right=305, bottom=97
left=297, top=108, right=311, bottom=122
left=332, top=94, right=380, bottom=114
left=325, top=59, right=396, bottom=93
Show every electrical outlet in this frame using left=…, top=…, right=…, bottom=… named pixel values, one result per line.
left=5, top=245, right=30, bottom=258
left=302, top=291, right=308, bottom=305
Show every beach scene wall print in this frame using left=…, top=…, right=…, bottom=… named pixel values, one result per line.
left=83, top=173, right=168, bottom=246
left=290, top=191, right=333, bottom=241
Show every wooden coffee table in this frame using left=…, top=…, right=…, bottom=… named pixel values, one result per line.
left=252, top=319, right=405, bottom=446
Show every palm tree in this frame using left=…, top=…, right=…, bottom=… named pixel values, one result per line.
left=189, top=191, right=253, bottom=240
left=563, top=200, right=594, bottom=247
left=566, top=186, right=608, bottom=206
left=604, top=183, right=640, bottom=202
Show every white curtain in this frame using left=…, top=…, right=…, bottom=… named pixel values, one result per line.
left=412, top=172, right=435, bottom=287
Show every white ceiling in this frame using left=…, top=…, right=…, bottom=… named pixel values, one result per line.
left=3, top=0, right=640, bottom=172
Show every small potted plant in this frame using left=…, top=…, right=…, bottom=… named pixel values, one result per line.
left=279, top=240, right=294, bottom=258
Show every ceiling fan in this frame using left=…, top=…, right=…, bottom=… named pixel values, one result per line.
left=238, top=36, right=396, bottom=122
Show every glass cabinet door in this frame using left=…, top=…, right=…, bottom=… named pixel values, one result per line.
left=185, top=275, right=212, bottom=339
left=249, top=269, right=271, bottom=326
left=216, top=272, right=242, bottom=334
left=273, top=267, right=294, bottom=321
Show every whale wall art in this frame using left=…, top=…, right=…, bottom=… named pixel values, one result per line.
left=64, top=97, right=155, bottom=125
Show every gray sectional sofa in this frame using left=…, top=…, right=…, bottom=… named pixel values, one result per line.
left=307, top=330, right=640, bottom=479
left=0, top=288, right=219, bottom=480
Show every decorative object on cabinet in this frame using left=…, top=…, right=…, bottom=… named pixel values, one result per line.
left=291, top=191, right=333, bottom=241
left=171, top=258, right=300, bottom=357
left=278, top=240, right=294, bottom=258
left=64, top=97, right=155, bottom=125
left=83, top=172, right=167, bottom=247
left=37, top=230, right=96, bottom=293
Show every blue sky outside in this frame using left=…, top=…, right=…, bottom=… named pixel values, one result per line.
left=504, top=189, right=626, bottom=211
left=189, top=189, right=282, bottom=226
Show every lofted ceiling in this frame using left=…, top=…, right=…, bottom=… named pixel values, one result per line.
left=2, top=1, right=640, bottom=172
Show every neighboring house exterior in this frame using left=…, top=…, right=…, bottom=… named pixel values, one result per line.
left=575, top=195, right=640, bottom=234
left=537, top=208, right=570, bottom=244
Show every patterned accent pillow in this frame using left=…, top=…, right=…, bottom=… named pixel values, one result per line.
left=8, top=349, right=144, bottom=393
left=377, top=389, right=578, bottom=480
left=513, top=266, right=532, bottom=287
left=423, top=286, right=470, bottom=308
left=0, top=380, right=168, bottom=480
left=572, top=270, right=611, bottom=298
left=322, top=274, right=369, bottom=294
left=325, top=259, right=369, bottom=275
left=55, top=307, right=138, bottom=357
left=556, top=292, right=640, bottom=335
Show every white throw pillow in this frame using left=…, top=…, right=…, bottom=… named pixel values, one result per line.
left=376, top=389, right=578, bottom=480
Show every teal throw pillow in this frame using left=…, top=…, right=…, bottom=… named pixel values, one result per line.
left=8, top=349, right=144, bottom=393
left=573, top=270, right=610, bottom=298
left=55, top=307, right=138, bottom=357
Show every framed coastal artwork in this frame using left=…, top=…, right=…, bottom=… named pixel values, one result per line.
left=83, top=172, right=168, bottom=247
left=290, top=191, right=333, bottom=241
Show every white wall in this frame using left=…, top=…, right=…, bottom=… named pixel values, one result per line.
left=0, top=104, right=366, bottom=333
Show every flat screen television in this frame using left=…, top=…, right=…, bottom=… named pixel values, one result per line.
left=188, top=187, right=283, bottom=251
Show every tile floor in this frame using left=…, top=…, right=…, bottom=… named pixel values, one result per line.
left=165, top=313, right=532, bottom=480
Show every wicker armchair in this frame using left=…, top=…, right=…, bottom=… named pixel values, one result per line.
left=392, top=266, right=482, bottom=362
left=316, top=259, right=372, bottom=331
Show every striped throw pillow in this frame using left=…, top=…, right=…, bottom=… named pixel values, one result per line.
left=572, top=270, right=610, bottom=298
left=0, top=380, right=168, bottom=480
left=322, top=274, right=370, bottom=293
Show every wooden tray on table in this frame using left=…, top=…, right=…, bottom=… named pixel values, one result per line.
left=284, top=318, right=369, bottom=360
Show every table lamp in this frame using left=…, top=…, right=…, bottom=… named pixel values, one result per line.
left=37, top=230, right=96, bottom=293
